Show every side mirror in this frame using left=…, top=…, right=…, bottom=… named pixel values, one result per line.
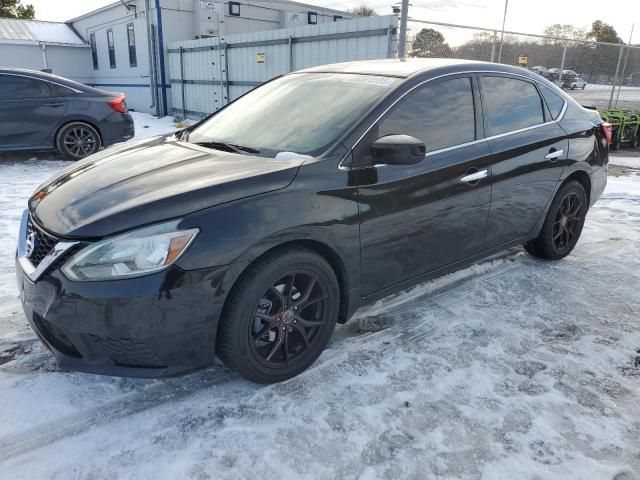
left=371, top=135, right=426, bottom=166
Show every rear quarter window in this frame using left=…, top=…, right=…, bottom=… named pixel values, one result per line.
left=538, top=84, right=566, bottom=120
left=481, top=76, right=545, bottom=136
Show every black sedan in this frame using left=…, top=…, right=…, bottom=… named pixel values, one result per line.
left=0, top=68, right=134, bottom=159
left=15, top=59, right=609, bottom=383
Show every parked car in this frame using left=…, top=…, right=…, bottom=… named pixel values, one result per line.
left=569, top=77, right=587, bottom=90
left=16, top=59, right=609, bottom=383
left=0, top=68, right=134, bottom=159
left=547, top=68, right=578, bottom=86
left=530, top=65, right=549, bottom=77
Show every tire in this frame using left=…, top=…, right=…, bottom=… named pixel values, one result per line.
left=216, top=246, right=340, bottom=383
left=525, top=181, right=588, bottom=260
left=56, top=122, right=102, bottom=160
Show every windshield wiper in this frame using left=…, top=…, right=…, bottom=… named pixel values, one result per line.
left=193, top=141, right=260, bottom=155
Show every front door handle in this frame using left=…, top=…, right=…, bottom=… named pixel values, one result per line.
left=45, top=102, right=65, bottom=108
left=460, top=169, right=488, bottom=183
left=545, top=149, right=564, bottom=160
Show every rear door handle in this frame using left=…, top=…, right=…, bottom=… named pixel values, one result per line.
left=545, top=149, right=564, bottom=160
left=460, top=169, right=488, bottom=183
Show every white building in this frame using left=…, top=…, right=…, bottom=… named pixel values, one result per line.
left=0, top=1, right=354, bottom=115
left=0, top=18, right=91, bottom=83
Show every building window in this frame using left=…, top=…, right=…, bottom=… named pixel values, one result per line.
left=90, top=32, right=99, bottom=70
left=333, top=15, right=343, bottom=21
left=229, top=1, right=241, bottom=16
left=127, top=23, right=137, bottom=67
left=106, top=29, right=116, bottom=69
left=308, top=11, right=318, bottom=24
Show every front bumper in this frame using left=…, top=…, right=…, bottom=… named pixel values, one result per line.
left=16, top=257, right=238, bottom=378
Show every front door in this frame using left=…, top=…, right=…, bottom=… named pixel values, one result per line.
left=353, top=76, right=493, bottom=296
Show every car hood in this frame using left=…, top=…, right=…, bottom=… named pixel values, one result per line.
left=29, top=135, right=304, bottom=238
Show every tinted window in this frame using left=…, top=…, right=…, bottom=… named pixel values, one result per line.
left=481, top=76, right=544, bottom=136
left=90, top=32, right=99, bottom=70
left=0, top=75, right=50, bottom=99
left=539, top=84, right=565, bottom=120
left=127, top=23, right=137, bottom=67
left=107, top=29, right=116, bottom=69
left=50, top=83, right=75, bottom=96
left=379, top=77, right=476, bottom=152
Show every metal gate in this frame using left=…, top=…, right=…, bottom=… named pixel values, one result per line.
left=168, top=15, right=398, bottom=120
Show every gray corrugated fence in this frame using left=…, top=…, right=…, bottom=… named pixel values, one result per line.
left=168, top=15, right=398, bottom=120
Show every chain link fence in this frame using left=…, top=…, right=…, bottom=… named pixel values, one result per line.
left=406, top=19, right=640, bottom=111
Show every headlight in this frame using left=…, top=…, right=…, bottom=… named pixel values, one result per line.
left=62, top=221, right=199, bottom=281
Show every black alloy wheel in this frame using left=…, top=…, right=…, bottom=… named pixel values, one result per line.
left=57, top=122, right=101, bottom=160
left=217, top=246, right=340, bottom=383
left=525, top=181, right=588, bottom=260
left=250, top=270, right=330, bottom=366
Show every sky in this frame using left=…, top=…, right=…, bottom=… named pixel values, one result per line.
left=27, top=0, right=637, bottom=44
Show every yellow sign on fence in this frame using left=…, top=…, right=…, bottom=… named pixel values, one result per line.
left=256, top=52, right=266, bottom=64
left=518, top=55, right=528, bottom=66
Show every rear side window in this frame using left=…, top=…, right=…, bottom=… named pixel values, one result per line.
left=0, top=75, right=50, bottom=99
left=538, top=84, right=566, bottom=120
left=481, top=76, right=544, bottom=136
left=379, top=77, right=476, bottom=152
left=50, top=83, right=75, bottom=96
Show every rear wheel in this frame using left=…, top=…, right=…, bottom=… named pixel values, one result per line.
left=216, top=246, right=340, bottom=383
left=56, top=122, right=101, bottom=160
left=525, top=181, right=588, bottom=260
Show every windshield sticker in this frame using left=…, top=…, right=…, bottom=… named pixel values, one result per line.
left=342, top=75, right=395, bottom=87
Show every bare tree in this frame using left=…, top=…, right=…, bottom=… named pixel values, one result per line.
left=348, top=4, right=377, bottom=16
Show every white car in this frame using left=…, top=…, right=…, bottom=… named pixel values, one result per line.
left=570, top=77, right=587, bottom=90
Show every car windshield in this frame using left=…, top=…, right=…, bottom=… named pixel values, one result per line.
left=185, top=72, right=400, bottom=157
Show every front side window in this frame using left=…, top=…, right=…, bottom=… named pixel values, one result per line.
left=379, top=77, right=476, bottom=152
left=481, top=76, right=544, bottom=136
left=127, top=23, right=137, bottom=67
left=0, top=75, right=50, bottom=100
left=107, top=29, right=116, bottom=69
left=90, top=32, right=99, bottom=70
left=187, top=73, right=400, bottom=156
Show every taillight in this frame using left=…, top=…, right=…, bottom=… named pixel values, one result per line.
left=601, top=122, right=613, bottom=145
left=108, top=95, right=128, bottom=114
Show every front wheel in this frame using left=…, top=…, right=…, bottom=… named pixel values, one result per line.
left=56, top=122, right=101, bottom=160
left=216, top=246, right=340, bottom=383
left=525, top=181, right=588, bottom=260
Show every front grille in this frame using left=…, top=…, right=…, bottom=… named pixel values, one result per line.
left=26, top=217, right=59, bottom=267
left=89, top=336, right=166, bottom=368
left=32, top=313, right=82, bottom=358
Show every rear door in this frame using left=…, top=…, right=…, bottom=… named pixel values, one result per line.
left=0, top=74, right=68, bottom=149
left=480, top=74, right=568, bottom=249
left=355, top=75, right=493, bottom=296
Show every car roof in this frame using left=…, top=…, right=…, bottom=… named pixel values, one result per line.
left=0, top=67, right=112, bottom=95
left=296, top=58, right=528, bottom=79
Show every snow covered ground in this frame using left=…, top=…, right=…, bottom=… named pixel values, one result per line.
left=1, top=115, right=639, bottom=479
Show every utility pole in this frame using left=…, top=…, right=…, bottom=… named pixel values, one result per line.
left=398, top=0, right=409, bottom=59
left=497, top=0, right=509, bottom=63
